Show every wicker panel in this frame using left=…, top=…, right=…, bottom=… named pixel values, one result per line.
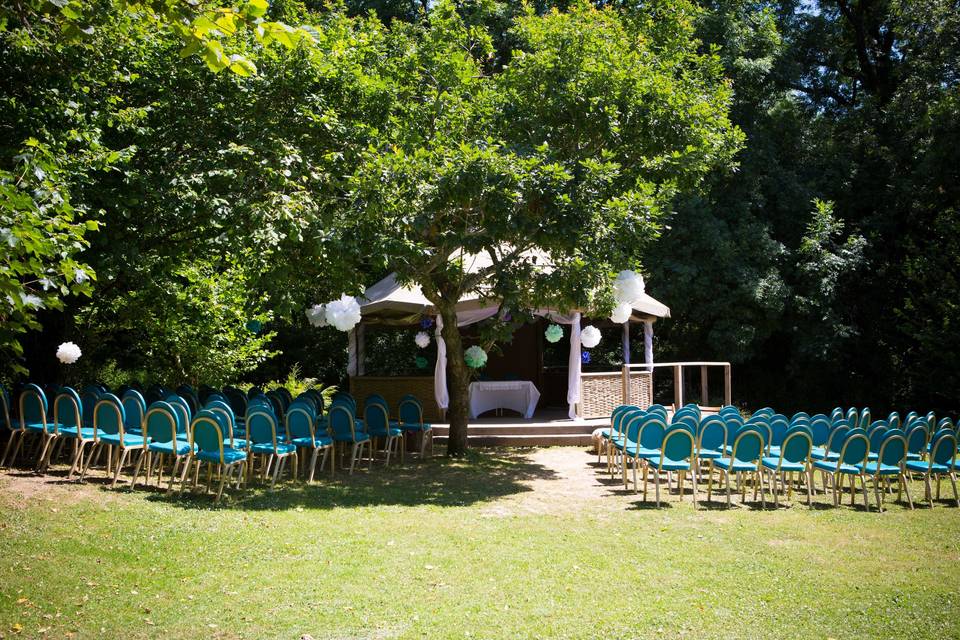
left=349, top=376, right=443, bottom=422
left=578, top=371, right=652, bottom=419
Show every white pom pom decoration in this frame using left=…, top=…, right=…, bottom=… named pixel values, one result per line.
left=415, top=331, right=431, bottom=349
left=581, top=325, right=601, bottom=349
left=613, top=270, right=645, bottom=304
left=324, top=294, right=362, bottom=332
left=610, top=302, right=633, bottom=324
left=464, top=345, right=488, bottom=368
left=305, top=304, right=327, bottom=327
left=56, top=342, right=82, bottom=364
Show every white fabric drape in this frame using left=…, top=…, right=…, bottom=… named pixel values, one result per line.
left=643, top=321, right=654, bottom=372
left=434, top=316, right=449, bottom=410
left=356, top=324, right=366, bottom=376
left=567, top=312, right=582, bottom=419
left=347, top=328, right=358, bottom=377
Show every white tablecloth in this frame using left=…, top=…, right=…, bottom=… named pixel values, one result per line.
left=468, top=381, right=540, bottom=419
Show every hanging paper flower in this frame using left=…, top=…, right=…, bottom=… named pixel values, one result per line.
left=245, top=319, right=262, bottom=334
left=502, top=312, right=512, bottom=322
left=305, top=304, right=327, bottom=327
left=415, top=356, right=429, bottom=369
left=581, top=350, right=592, bottom=364
left=613, top=270, right=645, bottom=304
left=464, top=345, right=488, bottom=369
left=581, top=325, right=601, bottom=349
left=420, top=317, right=434, bottom=330
left=610, top=302, right=633, bottom=324
left=415, top=331, right=431, bottom=349
left=56, top=342, right=82, bottom=364
left=324, top=294, right=362, bottom=332
left=545, top=324, right=563, bottom=343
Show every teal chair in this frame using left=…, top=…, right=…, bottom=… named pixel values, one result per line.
left=130, top=402, right=194, bottom=493
left=329, top=404, right=371, bottom=474
left=607, top=408, right=642, bottom=476
left=857, top=429, right=912, bottom=511
left=397, top=396, right=433, bottom=458
left=618, top=411, right=652, bottom=487
left=904, top=424, right=928, bottom=461
left=643, top=428, right=697, bottom=508
left=10, top=384, right=56, bottom=470
left=623, top=416, right=667, bottom=491
left=183, top=410, right=248, bottom=501
left=599, top=405, right=635, bottom=464
left=247, top=408, right=298, bottom=488
left=907, top=432, right=958, bottom=507
left=760, top=426, right=813, bottom=507
left=813, top=431, right=869, bottom=507
left=286, top=402, right=333, bottom=482
left=164, top=395, right=192, bottom=441
left=364, top=402, right=403, bottom=466
left=51, top=388, right=94, bottom=478
left=810, top=426, right=849, bottom=463
left=82, top=394, right=148, bottom=486
left=121, top=390, right=147, bottom=436
left=710, top=428, right=765, bottom=508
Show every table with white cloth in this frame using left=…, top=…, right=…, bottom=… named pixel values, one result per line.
left=468, top=381, right=541, bottom=419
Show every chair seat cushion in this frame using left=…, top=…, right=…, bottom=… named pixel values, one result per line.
left=858, top=461, right=902, bottom=476
left=99, top=433, right=147, bottom=448
left=697, top=448, right=722, bottom=460
left=809, top=447, right=839, bottom=461
left=333, top=433, right=370, bottom=443
left=149, top=439, right=193, bottom=456
left=647, top=456, right=691, bottom=471
left=24, top=422, right=51, bottom=432
left=58, top=426, right=95, bottom=440
left=367, top=427, right=403, bottom=438
left=251, top=442, right=297, bottom=455
left=623, top=445, right=659, bottom=459
left=813, top=460, right=861, bottom=474
left=291, top=436, right=333, bottom=448
left=196, top=448, right=247, bottom=464
left=905, top=460, right=950, bottom=474
left=598, top=428, right=612, bottom=438
left=761, top=457, right=806, bottom=473
left=767, top=446, right=781, bottom=458
left=713, top=457, right=757, bottom=472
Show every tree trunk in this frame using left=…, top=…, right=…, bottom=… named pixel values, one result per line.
left=439, top=304, right=470, bottom=456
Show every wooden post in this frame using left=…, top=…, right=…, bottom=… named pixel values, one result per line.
left=621, top=364, right=630, bottom=406
left=673, top=365, right=683, bottom=409
left=622, top=323, right=631, bottom=365
left=700, top=364, right=709, bottom=406
left=723, top=364, right=732, bottom=406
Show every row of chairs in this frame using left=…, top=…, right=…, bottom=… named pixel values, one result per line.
left=600, top=403, right=959, bottom=510
left=0, top=384, right=433, bottom=501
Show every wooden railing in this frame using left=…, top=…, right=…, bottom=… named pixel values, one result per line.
left=621, top=361, right=731, bottom=409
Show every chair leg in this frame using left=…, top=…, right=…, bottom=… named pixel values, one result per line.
left=110, top=449, right=130, bottom=487
left=0, top=431, right=20, bottom=468
left=167, top=457, right=182, bottom=495
left=654, top=469, right=661, bottom=507
left=726, top=470, right=732, bottom=508
left=706, top=467, right=713, bottom=503
left=770, top=470, right=779, bottom=508
left=758, top=472, right=765, bottom=509
left=873, top=476, right=882, bottom=513
left=35, top=434, right=53, bottom=472
left=130, top=450, right=147, bottom=488
left=806, top=469, right=813, bottom=507
left=691, top=467, right=698, bottom=509
left=308, top=448, right=319, bottom=483
left=860, top=474, right=868, bottom=509
left=349, top=443, right=358, bottom=474
left=67, top=441, right=85, bottom=480
left=271, top=455, right=282, bottom=488
left=215, top=464, right=229, bottom=502
left=950, top=473, right=959, bottom=508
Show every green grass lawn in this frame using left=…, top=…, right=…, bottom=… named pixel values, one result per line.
left=1, top=447, right=959, bottom=639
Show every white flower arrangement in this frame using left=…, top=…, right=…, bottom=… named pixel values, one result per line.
left=305, top=304, right=327, bottom=327
left=56, top=342, right=82, bottom=364
left=324, top=294, right=362, bottom=332
left=613, top=270, right=645, bottom=304
left=610, top=302, right=633, bottom=324
left=580, top=325, right=601, bottom=349
left=415, top=331, right=431, bottom=349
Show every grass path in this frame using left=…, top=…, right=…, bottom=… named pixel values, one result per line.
left=1, top=447, right=959, bottom=639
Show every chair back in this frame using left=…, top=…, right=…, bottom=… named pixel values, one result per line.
left=825, top=426, right=850, bottom=455
left=364, top=394, right=389, bottom=412
left=248, top=409, right=281, bottom=450
left=859, top=407, right=871, bottom=429
left=779, top=428, right=813, bottom=465
left=671, top=414, right=698, bottom=433
left=929, top=433, right=958, bottom=468
left=191, top=411, right=227, bottom=462
left=698, top=417, right=726, bottom=453
left=165, top=395, right=191, bottom=436
left=810, top=419, right=830, bottom=446
left=659, top=429, right=694, bottom=468
left=365, top=403, right=391, bottom=435
left=205, top=400, right=236, bottom=442
left=286, top=404, right=316, bottom=443
left=145, top=402, right=179, bottom=445
left=837, top=432, right=869, bottom=467
left=769, top=420, right=788, bottom=447
left=936, top=417, right=954, bottom=431
left=329, top=404, right=360, bottom=441
left=80, top=387, right=100, bottom=427
left=730, top=429, right=763, bottom=463
left=905, top=424, right=928, bottom=456
left=398, top=398, right=425, bottom=428
left=19, top=383, right=49, bottom=431
left=121, top=390, right=146, bottom=432
left=886, top=412, right=900, bottom=430
left=93, top=394, right=126, bottom=438
left=223, top=387, right=248, bottom=417
left=636, top=417, right=667, bottom=450
left=53, top=388, right=83, bottom=431
left=877, top=430, right=907, bottom=469
left=867, top=425, right=888, bottom=453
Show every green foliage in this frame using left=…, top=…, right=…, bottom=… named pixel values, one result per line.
left=0, top=140, right=97, bottom=373
left=257, top=363, right=338, bottom=403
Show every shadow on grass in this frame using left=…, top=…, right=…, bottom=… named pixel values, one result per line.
left=137, top=448, right=558, bottom=511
